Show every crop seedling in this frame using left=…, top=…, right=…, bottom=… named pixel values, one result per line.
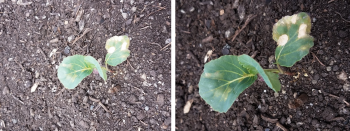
left=199, top=12, right=314, bottom=113
left=57, top=35, right=130, bottom=89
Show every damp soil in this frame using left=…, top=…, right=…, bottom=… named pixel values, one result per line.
left=176, top=0, right=350, bottom=130
left=0, top=0, right=170, bottom=130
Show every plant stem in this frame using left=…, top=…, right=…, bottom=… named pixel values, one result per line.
left=277, top=64, right=284, bottom=74
left=264, top=69, right=280, bottom=73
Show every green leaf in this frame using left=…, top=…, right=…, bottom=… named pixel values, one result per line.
left=84, top=56, right=107, bottom=81
left=58, top=55, right=93, bottom=89
left=238, top=54, right=281, bottom=92
left=199, top=55, right=257, bottom=113
left=57, top=55, right=106, bottom=89
left=273, top=12, right=314, bottom=67
left=105, top=35, right=130, bottom=66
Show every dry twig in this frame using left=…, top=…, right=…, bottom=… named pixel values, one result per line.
left=127, top=60, right=135, bottom=70
left=72, top=28, right=92, bottom=45
left=145, top=6, right=166, bottom=18
left=160, top=42, right=171, bottom=51
left=311, top=52, right=325, bottom=66
left=231, top=14, right=257, bottom=42
left=335, top=11, right=350, bottom=23
left=276, top=122, right=288, bottom=131
left=328, top=93, right=350, bottom=106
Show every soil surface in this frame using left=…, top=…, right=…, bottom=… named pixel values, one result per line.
left=0, top=0, right=170, bottom=130
left=176, top=0, right=350, bottom=130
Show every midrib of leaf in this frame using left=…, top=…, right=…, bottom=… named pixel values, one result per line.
left=67, top=68, right=92, bottom=75
left=203, top=73, right=255, bottom=95
left=219, top=75, right=254, bottom=102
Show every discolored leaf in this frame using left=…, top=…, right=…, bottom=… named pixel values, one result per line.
left=199, top=55, right=257, bottom=113
left=273, top=12, right=314, bottom=67
left=105, top=35, right=130, bottom=66
left=57, top=55, right=106, bottom=89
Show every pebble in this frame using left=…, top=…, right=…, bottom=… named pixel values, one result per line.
left=165, top=38, right=171, bottom=45
left=131, top=7, right=137, bottom=13
left=339, top=30, right=348, bottom=38
left=145, top=106, right=149, bottom=111
left=2, top=86, right=9, bottom=95
left=333, top=65, right=339, bottom=71
left=50, top=38, right=59, bottom=43
left=125, top=19, right=132, bottom=26
left=189, top=7, right=195, bottom=12
left=64, top=46, right=70, bottom=54
left=24, top=80, right=32, bottom=88
left=67, top=35, right=74, bottom=43
left=157, top=94, right=165, bottom=106
left=0, top=0, right=4, bottom=3
left=321, top=73, right=328, bottom=77
left=343, top=83, right=350, bottom=91
left=78, top=121, right=89, bottom=128
left=326, top=66, right=332, bottom=71
left=313, top=74, right=319, bottom=81
left=137, top=113, right=145, bottom=120
left=312, top=80, right=317, bottom=84
left=122, top=13, right=128, bottom=19
left=12, top=119, right=17, bottom=124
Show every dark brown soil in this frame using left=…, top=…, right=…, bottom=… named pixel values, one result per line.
left=176, top=0, right=350, bottom=130
left=0, top=0, right=170, bottom=130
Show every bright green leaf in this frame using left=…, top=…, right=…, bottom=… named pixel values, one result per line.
left=105, top=35, right=130, bottom=66
left=199, top=55, right=257, bottom=113
left=57, top=55, right=94, bottom=89
left=238, top=54, right=281, bottom=92
left=273, top=12, right=314, bottom=67
left=84, top=56, right=107, bottom=81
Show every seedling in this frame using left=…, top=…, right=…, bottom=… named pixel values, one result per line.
left=199, top=12, right=314, bottom=113
left=57, top=35, right=130, bottom=89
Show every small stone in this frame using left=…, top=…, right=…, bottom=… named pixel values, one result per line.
left=3, top=86, right=9, bottom=95
left=64, top=46, right=70, bottom=54
left=150, top=70, right=156, bottom=77
left=313, top=74, right=319, bottom=81
left=0, top=0, right=4, bottom=3
left=122, top=13, right=128, bottom=19
left=12, top=119, right=17, bottom=124
left=339, top=30, right=348, bottom=38
left=312, top=80, right=317, bottom=84
left=326, top=66, right=332, bottom=71
left=137, top=113, right=145, bottom=120
left=274, top=92, right=279, bottom=98
left=321, top=73, right=328, bottom=77
left=128, top=95, right=137, bottom=102
left=189, top=7, right=195, bottom=12
left=67, top=35, right=75, bottom=43
left=145, top=106, right=149, bottom=111
left=78, top=121, right=89, bottom=128
left=268, top=55, right=275, bottom=63
left=333, top=65, right=339, bottom=71
left=125, top=19, right=132, bottom=26
left=24, top=80, right=32, bottom=88
left=165, top=38, right=171, bottom=45
left=131, top=7, right=137, bottom=13
left=150, top=119, right=157, bottom=125
left=50, top=38, right=59, bottom=43
left=157, top=94, right=164, bottom=106
left=343, top=83, right=350, bottom=91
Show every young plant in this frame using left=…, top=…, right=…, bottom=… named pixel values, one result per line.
left=57, top=35, right=130, bottom=89
left=199, top=12, right=314, bottom=113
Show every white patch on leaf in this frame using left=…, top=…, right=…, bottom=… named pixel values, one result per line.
left=121, top=42, right=128, bottom=50
left=298, top=24, right=307, bottom=38
left=277, top=34, right=288, bottom=46
left=108, top=47, right=116, bottom=53
left=291, top=14, right=298, bottom=24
